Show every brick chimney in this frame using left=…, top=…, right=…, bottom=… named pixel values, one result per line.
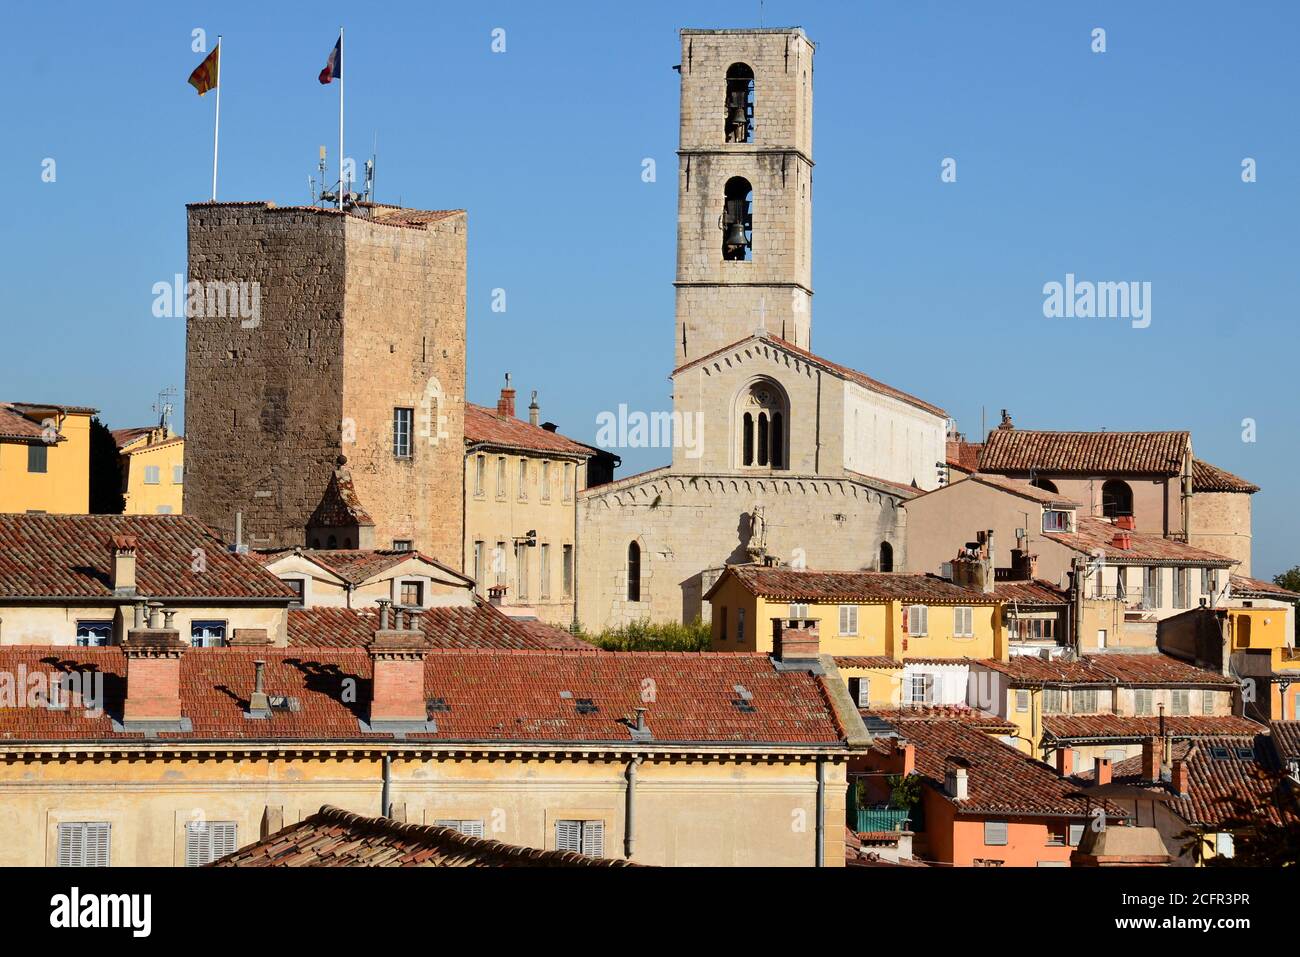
left=772, top=618, right=820, bottom=665
left=367, top=599, right=432, bottom=725
left=496, top=373, right=516, bottom=418
left=528, top=390, right=540, bottom=427
left=1114, top=515, right=1136, bottom=531
left=110, top=534, right=138, bottom=596
left=1171, top=759, right=1191, bottom=796
left=1010, top=548, right=1038, bottom=581
left=1141, top=737, right=1162, bottom=782
left=1056, top=747, right=1074, bottom=777
left=1094, top=756, right=1113, bottom=786
left=120, top=610, right=186, bottom=726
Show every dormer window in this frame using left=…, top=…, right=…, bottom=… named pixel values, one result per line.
left=1042, top=509, right=1073, bottom=533
left=725, top=63, right=755, bottom=143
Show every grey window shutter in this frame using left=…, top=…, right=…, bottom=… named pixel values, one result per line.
left=581, top=820, right=605, bottom=858
left=57, top=824, right=77, bottom=867
left=212, top=822, right=237, bottom=860
left=185, top=822, right=205, bottom=867
left=88, top=823, right=110, bottom=867
left=555, top=820, right=582, bottom=853
left=461, top=820, right=486, bottom=839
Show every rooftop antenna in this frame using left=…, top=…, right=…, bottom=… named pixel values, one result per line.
left=152, top=386, right=178, bottom=433
left=317, top=145, right=336, bottom=207
left=363, top=132, right=377, bottom=202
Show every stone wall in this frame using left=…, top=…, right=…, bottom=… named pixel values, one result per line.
left=1188, top=490, right=1253, bottom=576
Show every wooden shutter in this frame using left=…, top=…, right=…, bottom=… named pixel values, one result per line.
left=58, top=822, right=110, bottom=867
left=187, top=821, right=237, bottom=866
left=580, top=820, right=605, bottom=858
left=185, top=822, right=205, bottom=867
left=555, top=820, right=582, bottom=854
left=57, top=824, right=78, bottom=867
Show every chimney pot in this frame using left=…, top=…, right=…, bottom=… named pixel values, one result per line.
left=1094, top=757, right=1113, bottom=786
left=249, top=659, right=271, bottom=714
left=901, top=742, right=916, bottom=777
left=110, top=535, right=139, bottom=595
left=944, top=766, right=969, bottom=800
left=635, top=707, right=648, bottom=732
left=1171, top=759, right=1190, bottom=796
left=528, top=390, right=540, bottom=427
left=1141, top=736, right=1162, bottom=782
left=1057, top=747, right=1074, bottom=778
left=497, top=373, right=516, bottom=418
left=377, top=599, right=392, bottom=631
left=772, top=618, right=820, bottom=663
left=487, top=584, right=506, bottom=607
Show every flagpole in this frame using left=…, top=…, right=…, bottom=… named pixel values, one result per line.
left=212, top=36, right=222, bottom=201
left=338, top=27, right=344, bottom=210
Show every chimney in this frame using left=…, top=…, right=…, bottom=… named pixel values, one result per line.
left=1057, top=747, right=1074, bottom=778
left=771, top=618, right=820, bottom=665
left=367, top=604, right=433, bottom=726
left=528, top=390, right=540, bottom=427
left=1094, top=757, right=1113, bottom=786
left=981, top=529, right=995, bottom=594
left=1114, top=515, right=1136, bottom=531
left=497, top=373, right=516, bottom=418
left=900, top=742, right=916, bottom=777
left=120, top=608, right=186, bottom=726
left=248, top=659, right=271, bottom=716
left=944, top=765, right=969, bottom=800
left=110, top=535, right=138, bottom=595
left=1141, top=737, right=1162, bottom=782
left=1111, top=531, right=1132, bottom=550
left=1171, top=759, right=1190, bottom=796
left=1010, top=548, right=1039, bottom=581
left=487, top=584, right=506, bottom=607
left=997, top=409, right=1014, bottom=430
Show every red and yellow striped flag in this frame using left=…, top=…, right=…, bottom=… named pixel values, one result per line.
left=188, top=46, right=220, bottom=96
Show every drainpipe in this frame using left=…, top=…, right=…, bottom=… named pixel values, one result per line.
left=815, top=758, right=826, bottom=867
left=381, top=753, right=392, bottom=818
left=624, top=756, right=642, bottom=859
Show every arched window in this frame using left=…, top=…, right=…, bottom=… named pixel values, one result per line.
left=1032, top=477, right=1059, bottom=494
left=626, top=542, right=641, bottom=602
left=737, top=380, right=787, bottom=469
left=326, top=534, right=337, bottom=549
left=725, top=63, right=754, bottom=143
left=879, top=541, right=894, bottom=573
left=1102, top=480, right=1133, bottom=518
left=722, top=176, right=753, bottom=261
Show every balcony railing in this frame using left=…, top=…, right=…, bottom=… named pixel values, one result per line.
left=855, top=807, right=911, bottom=833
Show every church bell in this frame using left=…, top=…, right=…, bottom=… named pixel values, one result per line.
left=721, top=196, right=751, bottom=260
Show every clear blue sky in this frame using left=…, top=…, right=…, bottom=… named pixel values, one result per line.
left=1, top=1, right=1295, bottom=576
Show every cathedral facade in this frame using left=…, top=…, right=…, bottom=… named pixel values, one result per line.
left=575, top=29, right=949, bottom=631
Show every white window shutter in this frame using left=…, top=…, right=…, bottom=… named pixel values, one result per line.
left=555, top=820, right=582, bottom=854
left=213, top=822, right=237, bottom=860
left=185, top=822, right=205, bottom=867
left=57, top=824, right=77, bottom=867
left=581, top=820, right=605, bottom=858
left=88, top=823, right=110, bottom=867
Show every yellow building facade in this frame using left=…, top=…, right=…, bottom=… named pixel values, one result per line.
left=116, top=425, right=184, bottom=515
left=0, top=402, right=94, bottom=514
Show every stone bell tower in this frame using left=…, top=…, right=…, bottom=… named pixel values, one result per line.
left=674, top=28, right=814, bottom=365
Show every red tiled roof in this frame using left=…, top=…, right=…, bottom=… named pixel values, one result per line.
left=1231, top=575, right=1300, bottom=601
left=716, top=565, right=998, bottom=604
left=111, top=426, right=157, bottom=450
left=213, top=805, right=634, bottom=867
left=834, top=656, right=901, bottom=670
left=844, top=470, right=922, bottom=499
left=671, top=334, right=946, bottom=418
left=978, top=654, right=1234, bottom=687
left=0, top=514, right=297, bottom=600
left=1043, top=714, right=1264, bottom=741
left=286, top=604, right=588, bottom=651
left=464, top=403, right=591, bottom=456
left=979, top=429, right=1189, bottom=475
left=992, top=579, right=1070, bottom=605
left=863, top=705, right=1017, bottom=732
left=874, top=720, right=1116, bottom=817
left=1098, top=737, right=1297, bottom=829
left=264, top=548, right=468, bottom=587
left=1269, top=721, right=1300, bottom=762
left=512, top=618, right=594, bottom=650
left=906, top=472, right=1079, bottom=508
left=1192, top=459, right=1259, bottom=494
left=1043, top=516, right=1235, bottom=565
left=0, top=403, right=59, bottom=443
left=0, top=647, right=846, bottom=746
left=945, top=440, right=982, bottom=473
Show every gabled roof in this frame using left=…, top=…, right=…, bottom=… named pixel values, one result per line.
left=1043, top=714, right=1264, bottom=742
left=871, top=719, right=1118, bottom=817
left=463, top=403, right=591, bottom=457
left=670, top=333, right=947, bottom=418
left=0, top=403, right=62, bottom=444
left=1230, top=575, right=1300, bottom=602
left=0, top=647, right=847, bottom=747
left=979, top=428, right=1190, bottom=476
left=286, top=604, right=590, bottom=651
left=0, top=514, right=297, bottom=601
left=1269, top=721, right=1300, bottom=763
left=709, top=564, right=999, bottom=604
left=212, top=805, right=634, bottom=867
left=945, top=439, right=983, bottom=473
left=260, top=548, right=471, bottom=588
left=1042, top=516, right=1235, bottom=566
left=908, top=472, right=1079, bottom=508
left=1191, top=458, right=1259, bottom=494
left=977, top=654, right=1234, bottom=687
left=992, top=580, right=1070, bottom=605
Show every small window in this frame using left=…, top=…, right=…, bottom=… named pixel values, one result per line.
left=1068, top=823, right=1085, bottom=846
left=155, top=504, right=173, bottom=514
left=517, top=459, right=528, bottom=500
left=474, top=455, right=486, bottom=496
left=435, top=819, right=486, bottom=838
left=849, top=678, right=870, bottom=707
left=539, top=543, right=551, bottom=598
left=626, top=541, right=641, bottom=602
left=1173, top=568, right=1189, bottom=609
left=494, top=542, right=507, bottom=586
left=172, top=464, right=184, bottom=484
left=984, top=821, right=1009, bottom=846
left=1015, top=689, right=1030, bottom=713
left=907, top=674, right=934, bottom=705
left=1142, top=567, right=1163, bottom=609
left=736, top=607, right=745, bottom=642
left=563, top=462, right=575, bottom=502
left=1072, top=688, right=1099, bottom=714
left=1104, top=748, right=1127, bottom=763
left=27, top=443, right=48, bottom=474
left=789, top=603, right=809, bottom=619
left=718, top=606, right=728, bottom=642
left=1116, top=567, right=1128, bottom=602
left=75, top=621, right=112, bottom=647
left=1215, top=833, right=1235, bottom=858
left=393, top=408, right=414, bottom=458
left=57, top=822, right=111, bottom=867
left=144, top=465, right=161, bottom=485
left=515, top=543, right=529, bottom=601
left=562, top=544, right=574, bottom=598
left=495, top=457, right=507, bottom=500
left=191, top=620, right=227, bottom=648
left=839, top=605, right=858, bottom=636
left=1171, top=689, right=1190, bottom=716
left=392, top=540, right=412, bottom=552
left=400, top=581, right=423, bottom=607
left=1042, top=689, right=1065, bottom=714
left=555, top=819, right=604, bottom=858
left=541, top=462, right=551, bottom=502
left=1135, top=688, right=1153, bottom=715
left=907, top=605, right=928, bottom=637
left=185, top=821, right=237, bottom=867
left=1201, top=689, right=1215, bottom=715
left=472, top=541, right=485, bottom=594
left=954, top=606, right=974, bottom=638
left=283, top=578, right=305, bottom=608
left=1042, top=510, right=1071, bottom=533
left=1046, top=823, right=1066, bottom=846
left=1102, top=480, right=1133, bottom=518
left=879, top=541, right=894, bottom=573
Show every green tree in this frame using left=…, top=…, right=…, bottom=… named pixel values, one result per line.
left=88, top=417, right=125, bottom=514
left=1274, top=566, right=1300, bottom=593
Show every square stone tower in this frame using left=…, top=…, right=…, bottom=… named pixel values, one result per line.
left=184, top=201, right=467, bottom=563
left=675, top=28, right=814, bottom=365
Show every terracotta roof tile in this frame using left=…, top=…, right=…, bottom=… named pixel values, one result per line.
left=945, top=440, right=983, bottom=473
left=464, top=403, right=591, bottom=456
left=979, top=654, right=1234, bottom=687
left=717, top=565, right=998, bottom=604
left=980, top=429, right=1189, bottom=475
left=0, top=514, right=297, bottom=600
left=0, top=403, right=58, bottom=443
left=0, top=646, right=845, bottom=746
left=991, top=579, right=1070, bottom=605
left=1231, top=575, right=1300, bottom=601
left=1192, top=458, right=1259, bottom=494
left=212, top=805, right=635, bottom=867
left=1043, top=714, right=1264, bottom=741
left=266, top=548, right=466, bottom=586
left=863, top=705, right=1017, bottom=732
left=307, top=467, right=373, bottom=529
left=1042, top=516, right=1235, bottom=565
left=1269, top=721, right=1300, bottom=762
left=286, top=604, right=589, bottom=651
left=833, top=656, right=901, bottom=669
